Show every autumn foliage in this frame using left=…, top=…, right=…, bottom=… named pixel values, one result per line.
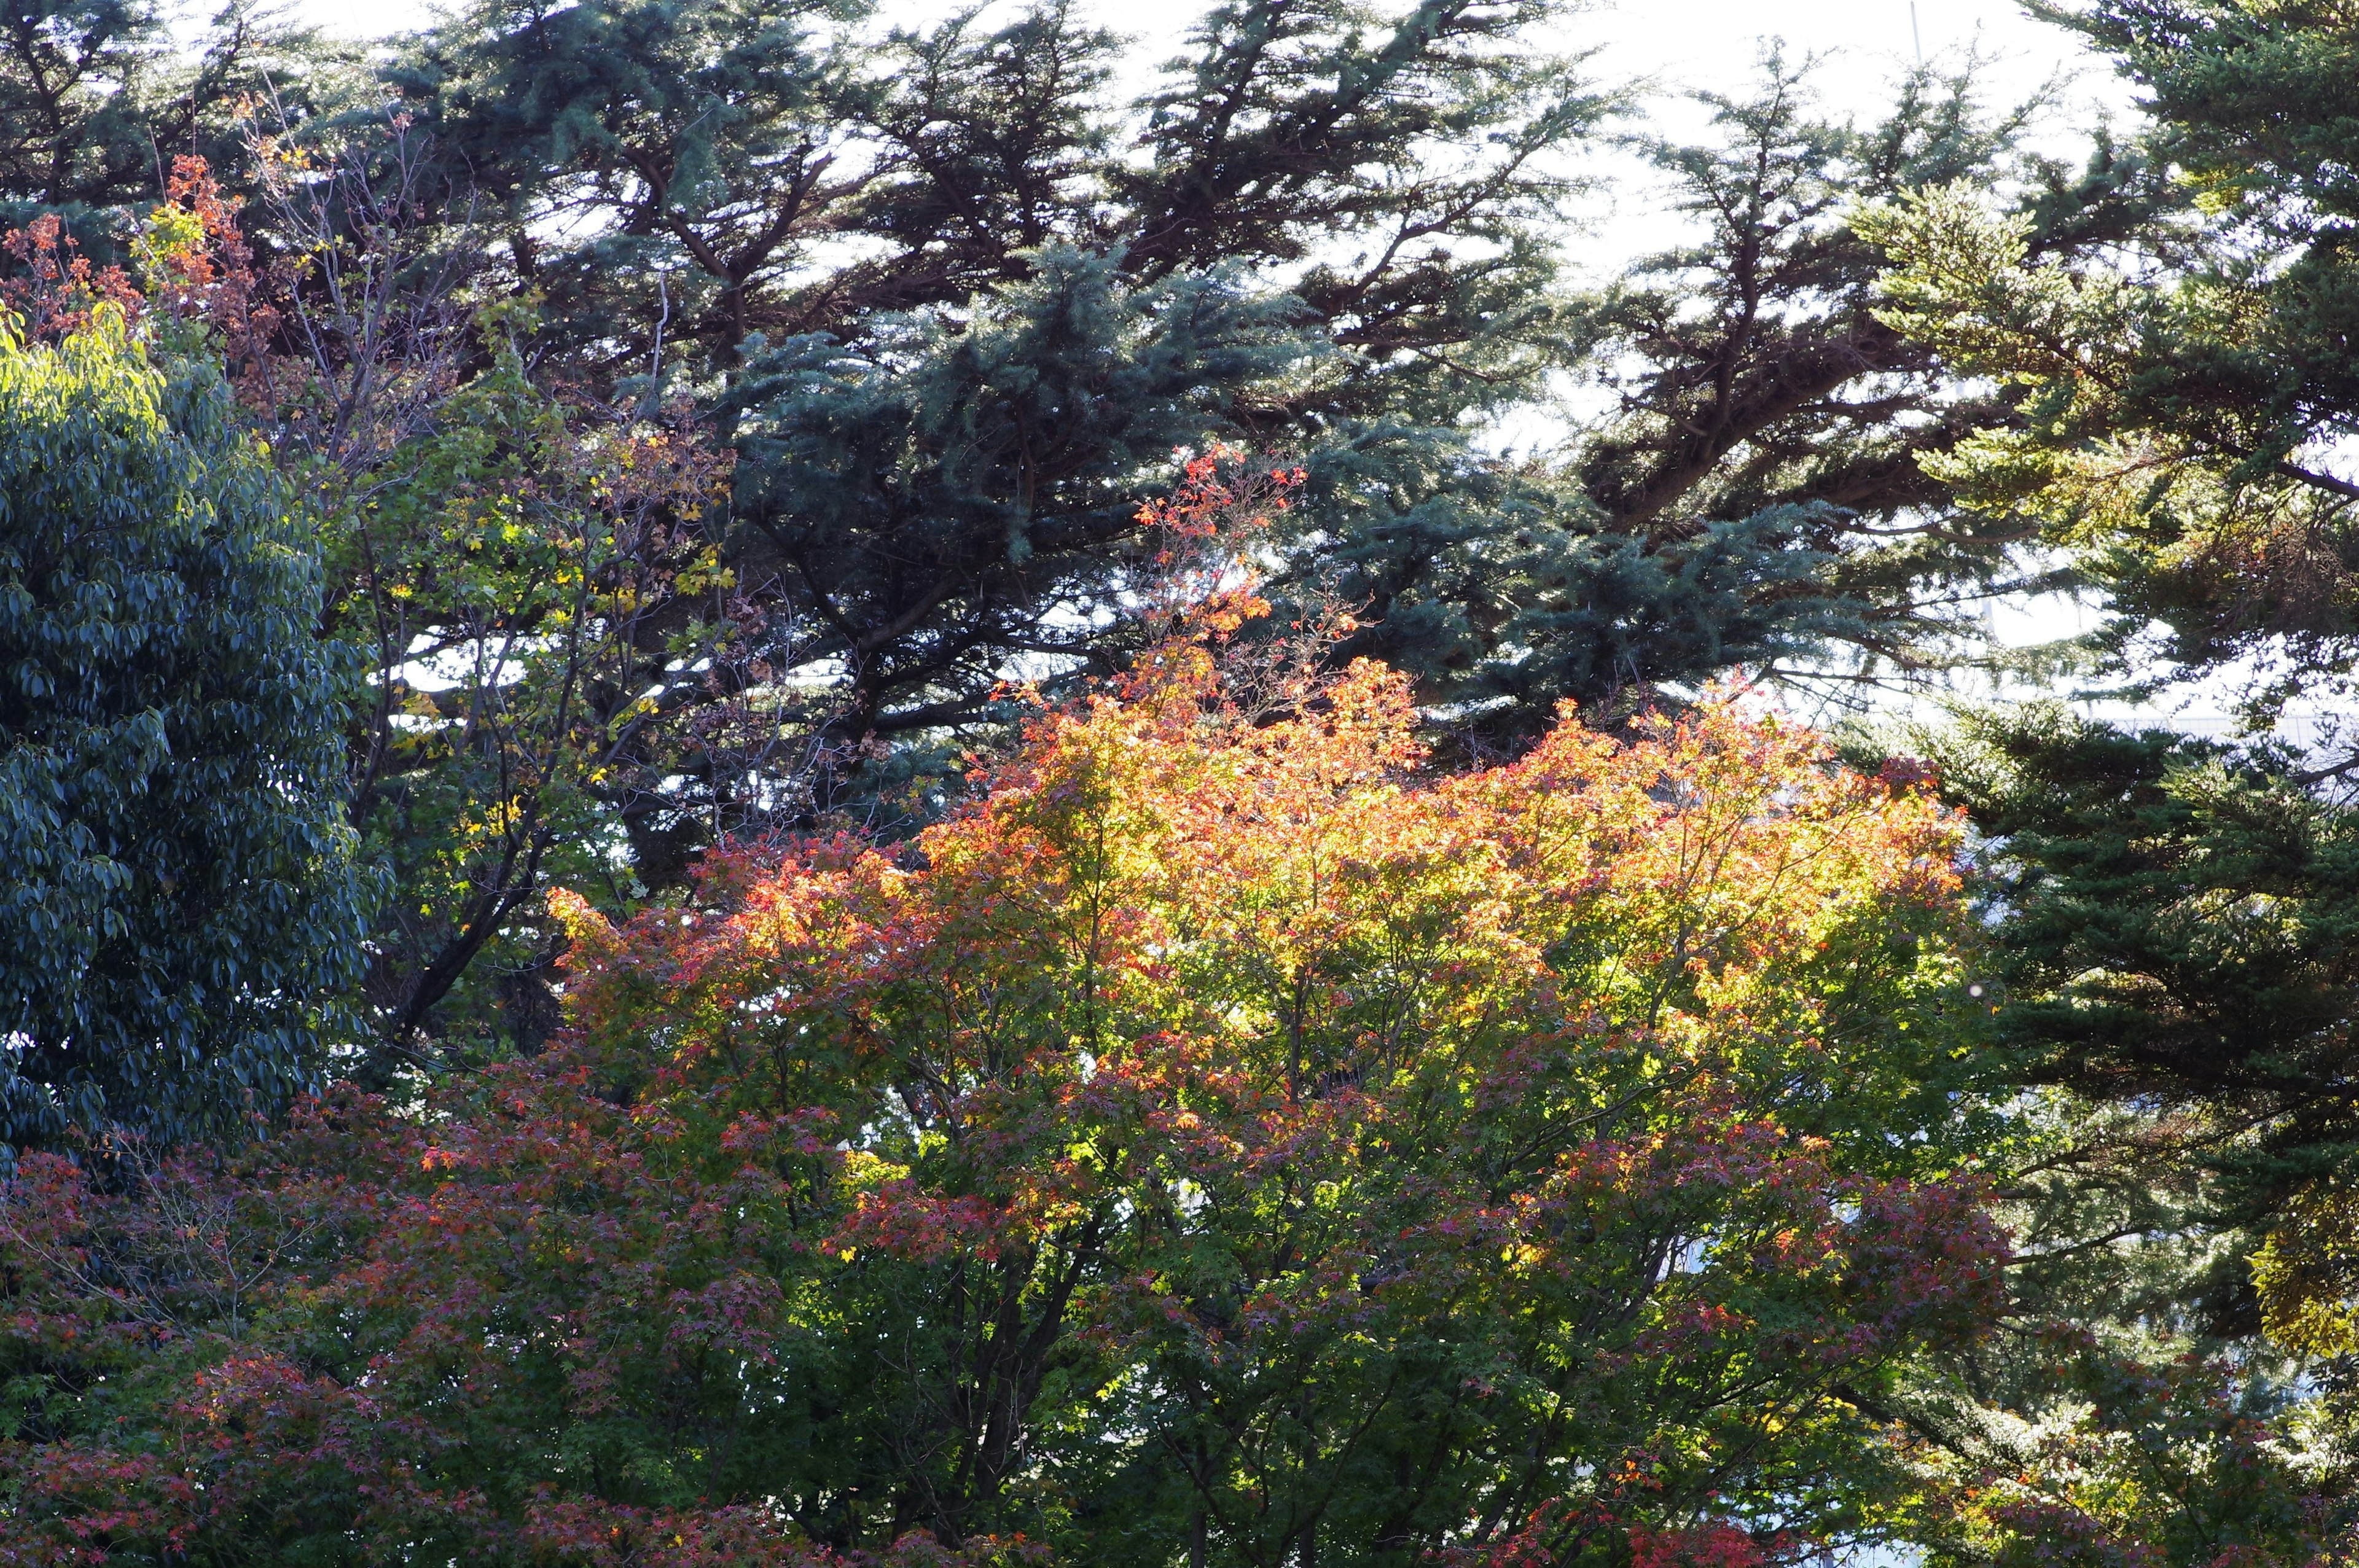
left=0, top=639, right=2005, bottom=1566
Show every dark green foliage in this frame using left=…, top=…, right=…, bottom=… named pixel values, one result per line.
left=1847, top=2, right=2359, bottom=1493
left=1296, top=464, right=1859, bottom=732
left=1874, top=706, right=2359, bottom=1308
left=0, top=0, right=342, bottom=241
left=662, top=10, right=2169, bottom=779
left=1828, top=704, right=2359, bottom=1555
left=723, top=248, right=1318, bottom=741
left=396, top=0, right=886, bottom=370
left=0, top=321, right=366, bottom=1152
left=1299, top=61, right=2173, bottom=739
left=2048, top=0, right=2359, bottom=229
left=1955, top=715, right=2359, bottom=1124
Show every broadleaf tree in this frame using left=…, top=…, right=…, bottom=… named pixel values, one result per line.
left=0, top=314, right=366, bottom=1153
left=0, top=630, right=2029, bottom=1565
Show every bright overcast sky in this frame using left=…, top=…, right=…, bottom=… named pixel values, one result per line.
left=1588, top=0, right=2109, bottom=111
left=271, top=0, right=2134, bottom=268
left=280, top=0, right=2128, bottom=128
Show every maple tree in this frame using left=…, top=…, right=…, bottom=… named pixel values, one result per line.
left=66, top=128, right=761, bottom=1064
left=0, top=614, right=2024, bottom=1565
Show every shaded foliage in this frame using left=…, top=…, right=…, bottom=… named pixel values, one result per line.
left=0, top=318, right=364, bottom=1153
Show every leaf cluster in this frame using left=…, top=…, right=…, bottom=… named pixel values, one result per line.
left=0, top=644, right=2013, bottom=1565
left=0, top=319, right=366, bottom=1153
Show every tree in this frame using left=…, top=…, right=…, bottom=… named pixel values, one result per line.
left=1832, top=704, right=2359, bottom=1559
left=125, top=0, right=2159, bottom=1043
left=1855, top=0, right=2359, bottom=1429
left=0, top=314, right=365, bottom=1153
left=719, top=247, right=1319, bottom=755
left=0, top=632, right=2012, bottom=1566
left=403, top=0, right=1624, bottom=779
left=114, top=119, right=754, bottom=1067
left=396, top=0, right=891, bottom=373
left=1487, top=63, right=2173, bottom=717
left=1913, top=1325, right=2346, bottom=1568
left=0, top=0, right=345, bottom=243
left=0, top=0, right=2210, bottom=1104
left=1860, top=0, right=2359, bottom=707
left=1907, top=708, right=2359, bottom=1215
left=710, top=35, right=2174, bottom=785
left=328, top=314, right=747, bottom=1069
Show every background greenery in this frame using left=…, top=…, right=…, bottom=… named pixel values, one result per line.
left=4, top=0, right=2359, bottom=1561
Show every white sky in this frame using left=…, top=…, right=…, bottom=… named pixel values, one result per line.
left=269, top=0, right=2134, bottom=281
left=1590, top=0, right=2105, bottom=107
left=278, top=0, right=2129, bottom=126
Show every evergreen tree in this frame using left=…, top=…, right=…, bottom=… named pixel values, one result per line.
left=1828, top=7, right=2359, bottom=1508
left=1864, top=1, right=2359, bottom=703
left=393, top=0, right=886, bottom=372
left=1308, top=61, right=2173, bottom=741
left=0, top=0, right=342, bottom=246
left=1841, top=704, right=2359, bottom=1553
left=722, top=248, right=1318, bottom=755
left=542, top=7, right=2155, bottom=790
left=1856, top=0, right=2359, bottom=1390
left=310, top=1, right=2177, bottom=1029
left=1887, top=708, right=2359, bottom=1301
